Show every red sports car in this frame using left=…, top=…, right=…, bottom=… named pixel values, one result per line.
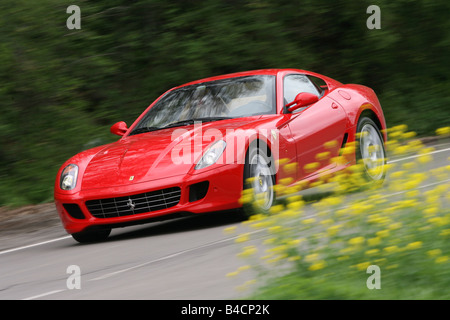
left=54, top=69, right=387, bottom=243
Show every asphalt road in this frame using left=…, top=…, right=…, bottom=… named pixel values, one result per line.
left=0, top=140, right=449, bottom=300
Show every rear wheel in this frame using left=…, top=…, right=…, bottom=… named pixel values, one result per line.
left=71, top=228, right=111, bottom=243
left=242, top=143, right=275, bottom=217
left=356, top=117, right=386, bottom=182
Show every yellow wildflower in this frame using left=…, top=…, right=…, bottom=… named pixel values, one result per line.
left=237, top=246, right=258, bottom=258
left=315, top=151, right=331, bottom=161
left=406, top=241, right=422, bottom=250
left=320, top=219, right=334, bottom=226
left=268, top=225, right=283, bottom=233
left=348, top=237, right=365, bottom=246
left=436, top=127, right=450, bottom=136
left=392, top=124, right=408, bottom=132
left=304, top=162, right=320, bottom=172
left=423, top=207, right=438, bottom=217
left=305, top=253, right=319, bottom=262
left=401, top=131, right=416, bottom=140
left=384, top=246, right=399, bottom=254
left=223, top=226, right=237, bottom=234
left=287, top=201, right=305, bottom=211
left=309, top=260, right=326, bottom=271
left=365, top=249, right=380, bottom=256
left=226, top=271, right=239, bottom=277
left=324, top=140, right=338, bottom=149
left=427, top=249, right=442, bottom=257
left=302, top=218, right=316, bottom=225
left=287, top=238, right=304, bottom=246
left=235, top=233, right=250, bottom=243
left=263, top=238, right=276, bottom=245
left=402, top=162, right=417, bottom=170
left=324, top=196, right=343, bottom=206
left=288, top=256, right=301, bottom=262
left=269, top=205, right=284, bottom=215
left=266, top=245, right=288, bottom=254
left=376, top=229, right=390, bottom=238
left=428, top=217, right=447, bottom=227
left=417, top=154, right=432, bottom=164
left=388, top=222, right=402, bottom=230
left=327, top=225, right=342, bottom=236
left=368, top=237, right=382, bottom=246
left=279, top=177, right=294, bottom=186
left=435, top=256, right=449, bottom=264
left=355, top=262, right=371, bottom=271
left=283, top=162, right=297, bottom=175
left=237, top=265, right=251, bottom=272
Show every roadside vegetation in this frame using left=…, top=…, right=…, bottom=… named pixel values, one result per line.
left=227, top=126, right=450, bottom=299
left=1, top=0, right=449, bottom=207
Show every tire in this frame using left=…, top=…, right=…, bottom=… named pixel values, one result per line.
left=71, top=228, right=111, bottom=243
left=242, top=142, right=275, bottom=217
left=356, top=117, right=387, bottom=183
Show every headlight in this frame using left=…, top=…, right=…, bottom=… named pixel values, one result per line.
left=195, top=140, right=226, bottom=170
left=60, top=164, right=79, bottom=190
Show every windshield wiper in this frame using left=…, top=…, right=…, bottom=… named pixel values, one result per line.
left=129, top=126, right=161, bottom=136
left=162, top=117, right=232, bottom=129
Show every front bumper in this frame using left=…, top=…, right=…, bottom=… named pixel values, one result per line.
left=54, top=164, right=243, bottom=234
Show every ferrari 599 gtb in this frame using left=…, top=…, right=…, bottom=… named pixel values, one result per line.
left=54, top=69, right=387, bottom=243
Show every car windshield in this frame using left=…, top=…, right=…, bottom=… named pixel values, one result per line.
left=129, top=75, right=275, bottom=135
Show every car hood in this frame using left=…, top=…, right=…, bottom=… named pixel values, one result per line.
left=80, top=117, right=275, bottom=190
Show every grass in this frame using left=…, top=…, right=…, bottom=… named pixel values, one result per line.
left=226, top=125, right=450, bottom=299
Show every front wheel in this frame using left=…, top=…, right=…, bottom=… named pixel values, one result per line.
left=356, top=117, right=387, bottom=183
left=242, top=143, right=275, bottom=217
left=71, top=228, right=111, bottom=243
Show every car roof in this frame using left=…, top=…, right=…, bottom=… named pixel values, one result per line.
left=175, top=68, right=309, bottom=88
left=168, top=68, right=342, bottom=95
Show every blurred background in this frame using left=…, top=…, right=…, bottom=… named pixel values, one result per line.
left=0, top=0, right=449, bottom=207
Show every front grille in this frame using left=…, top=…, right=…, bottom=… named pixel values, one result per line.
left=85, top=187, right=181, bottom=219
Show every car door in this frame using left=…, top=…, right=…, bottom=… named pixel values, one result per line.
left=283, top=74, right=348, bottom=180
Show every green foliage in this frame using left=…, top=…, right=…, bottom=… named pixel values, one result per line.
left=0, top=0, right=449, bottom=206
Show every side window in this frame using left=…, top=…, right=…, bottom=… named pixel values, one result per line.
left=308, top=75, right=327, bottom=98
left=283, top=74, right=321, bottom=109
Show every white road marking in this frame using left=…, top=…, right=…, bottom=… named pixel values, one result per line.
left=22, top=289, right=65, bottom=300
left=0, top=236, right=71, bottom=256
left=1, top=147, right=448, bottom=257
left=382, top=178, right=450, bottom=198
left=388, top=147, right=450, bottom=163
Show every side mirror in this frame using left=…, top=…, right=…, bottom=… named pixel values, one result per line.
left=110, top=121, right=128, bottom=136
left=285, top=92, right=319, bottom=113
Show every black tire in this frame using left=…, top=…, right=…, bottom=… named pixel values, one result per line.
left=356, top=117, right=387, bottom=183
left=242, top=142, right=275, bottom=217
left=71, top=228, right=111, bottom=243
